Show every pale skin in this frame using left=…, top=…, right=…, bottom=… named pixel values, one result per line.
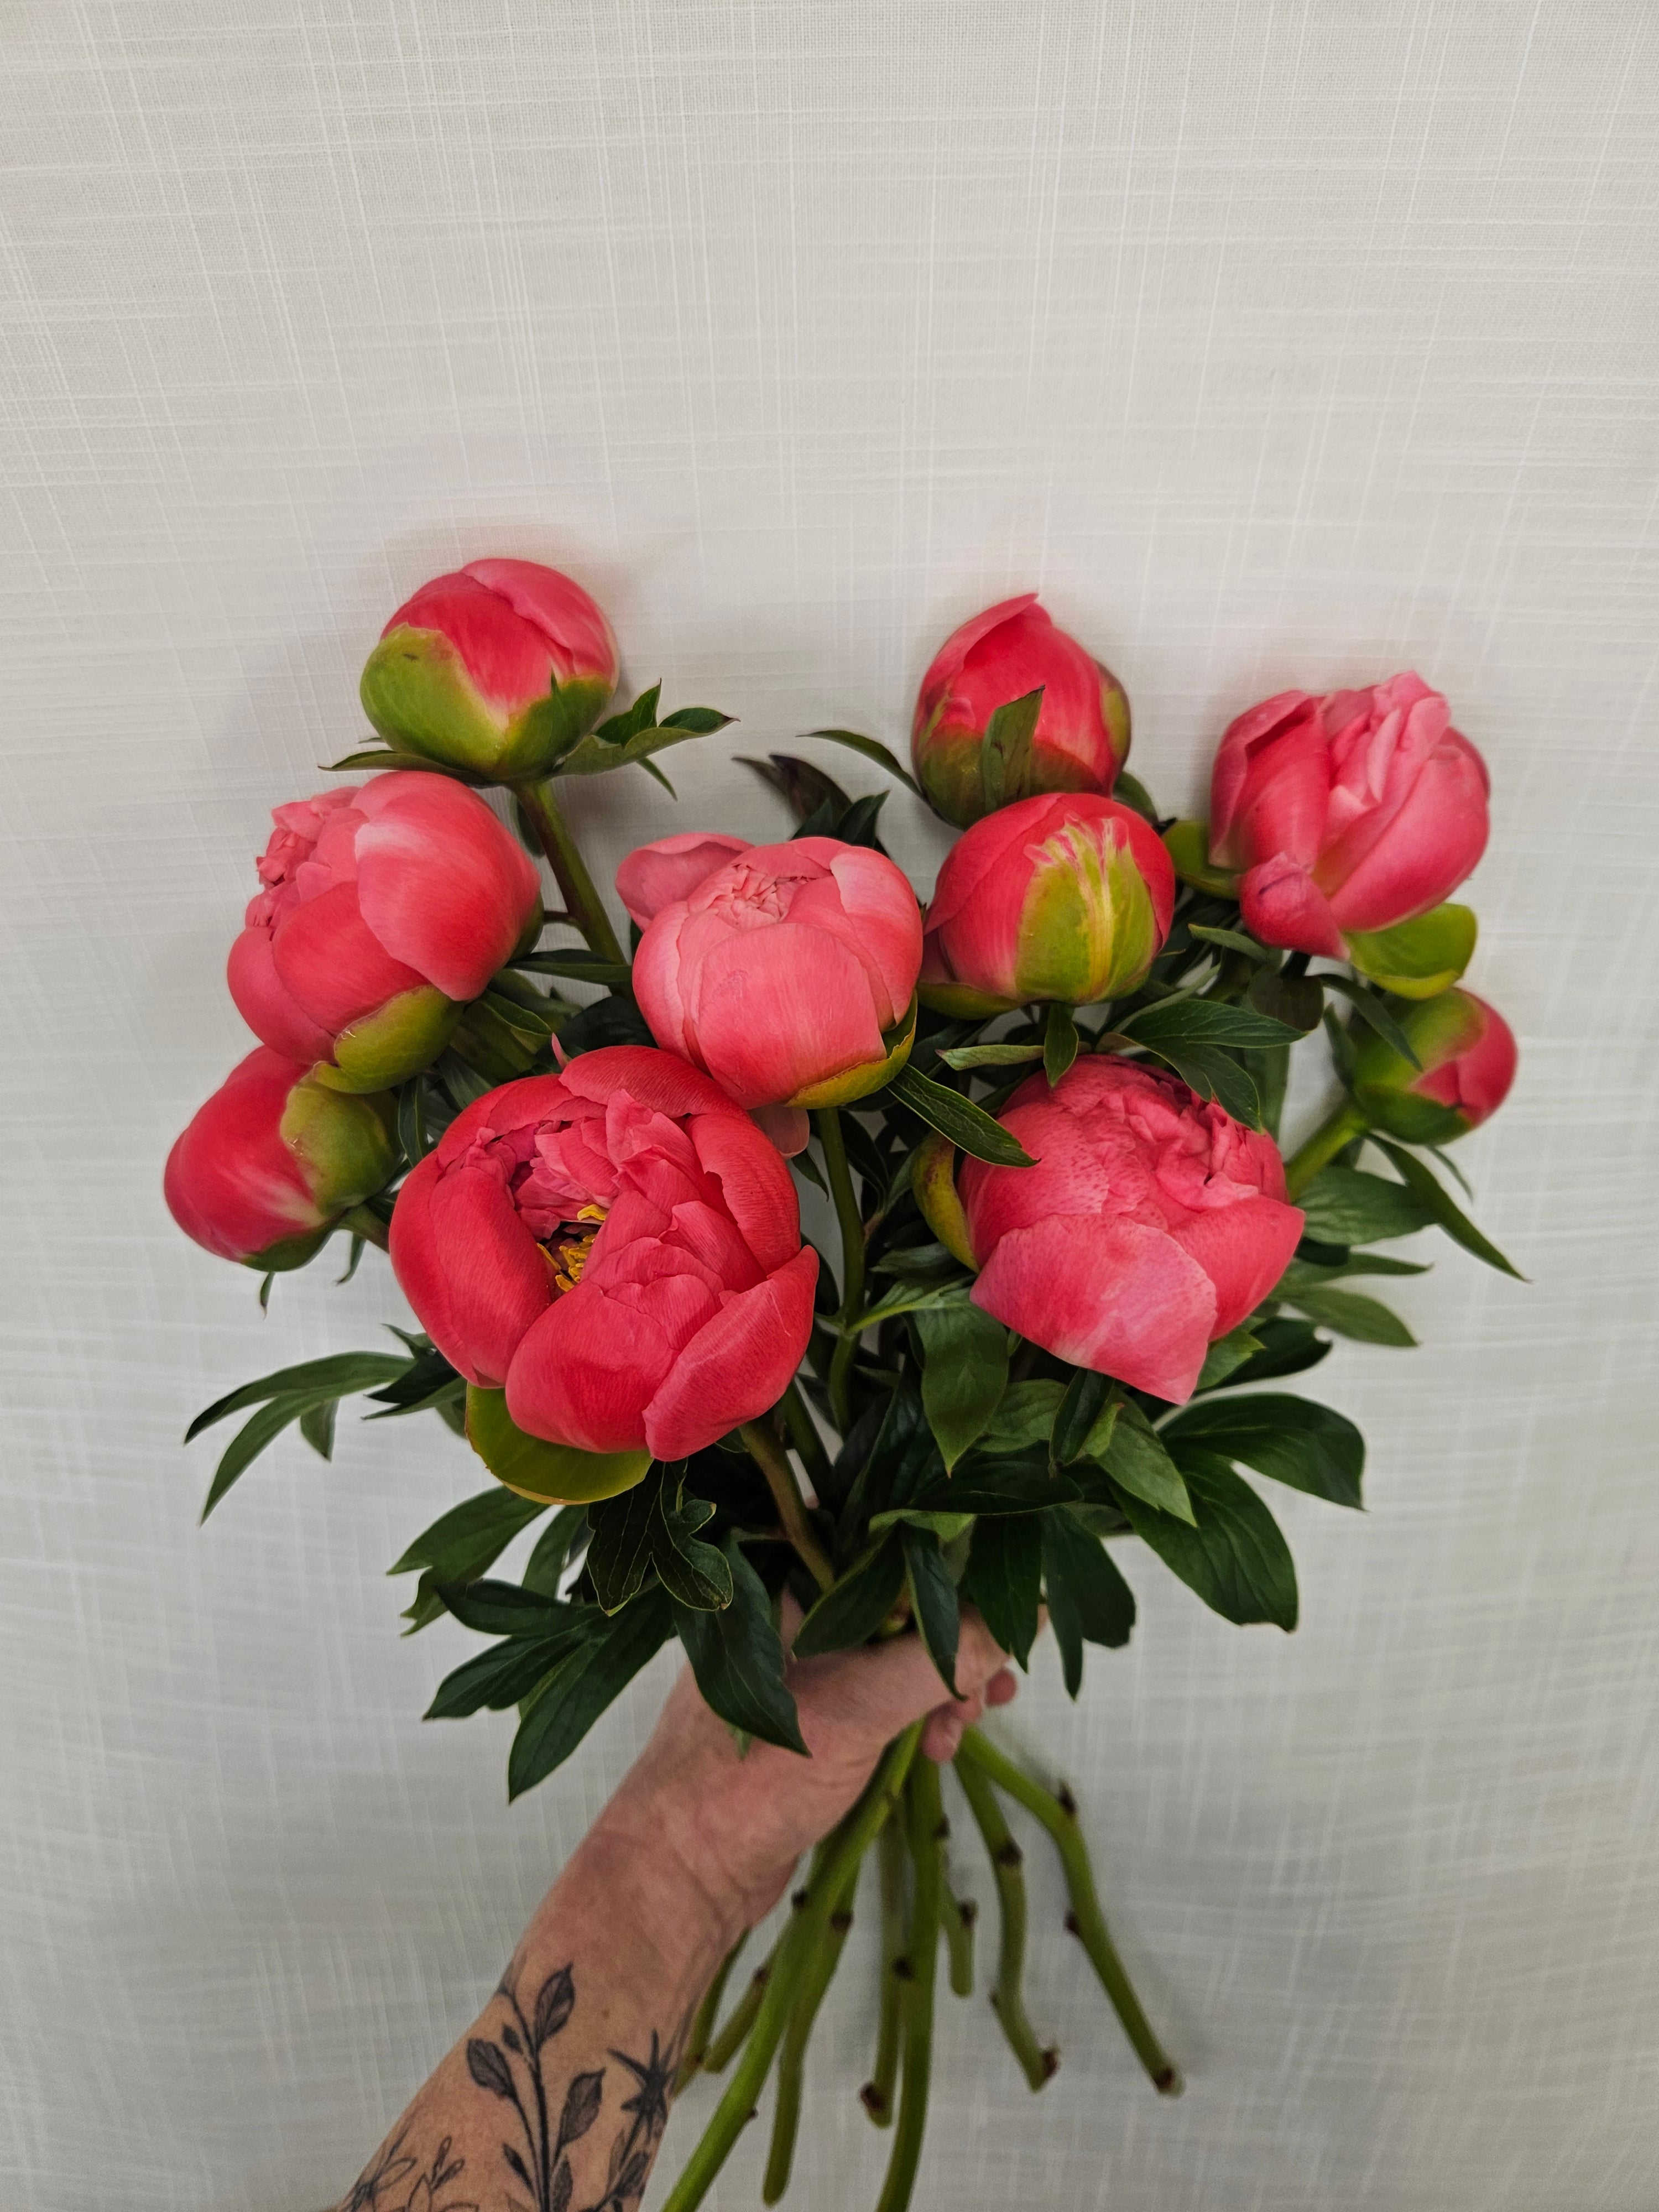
left=336, top=1612, right=1016, bottom=2212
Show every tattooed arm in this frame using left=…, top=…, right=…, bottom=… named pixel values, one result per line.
left=337, top=1612, right=1015, bottom=2212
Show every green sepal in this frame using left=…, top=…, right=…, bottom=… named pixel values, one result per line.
left=465, top=1386, right=652, bottom=1504
left=312, top=985, right=462, bottom=1094
left=1162, top=820, right=1238, bottom=896
left=1344, top=903, right=1477, bottom=999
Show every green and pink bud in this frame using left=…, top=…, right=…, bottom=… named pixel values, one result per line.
left=1350, top=988, right=1517, bottom=1142
left=919, top=794, right=1174, bottom=1018
left=911, top=595, right=1131, bottom=828
left=227, top=771, right=543, bottom=1093
left=361, top=558, right=620, bottom=780
left=164, top=1047, right=397, bottom=1271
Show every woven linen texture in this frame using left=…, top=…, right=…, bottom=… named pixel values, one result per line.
left=2, top=3, right=1656, bottom=2206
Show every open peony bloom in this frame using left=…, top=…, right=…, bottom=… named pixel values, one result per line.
left=389, top=1046, right=818, bottom=1460
left=958, top=1058, right=1304, bottom=1402
left=164, top=1046, right=397, bottom=1271
left=1350, top=986, right=1518, bottom=1142
left=912, top=594, right=1131, bottom=827
left=920, top=793, right=1175, bottom=1016
left=1209, top=674, right=1489, bottom=959
left=629, top=838, right=924, bottom=1146
left=227, top=771, right=543, bottom=1092
left=361, top=557, right=620, bottom=778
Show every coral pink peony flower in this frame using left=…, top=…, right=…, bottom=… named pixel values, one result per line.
left=227, top=771, right=542, bottom=1092
left=389, top=1046, right=817, bottom=1460
left=958, top=1058, right=1304, bottom=1402
left=1209, top=674, right=1489, bottom=959
left=629, top=838, right=924, bottom=1128
left=1350, top=987, right=1518, bottom=1142
left=616, top=832, right=751, bottom=928
left=912, top=594, right=1131, bottom=827
left=361, top=557, right=620, bottom=778
left=164, top=1047, right=397, bottom=1271
left=920, top=794, right=1175, bottom=1016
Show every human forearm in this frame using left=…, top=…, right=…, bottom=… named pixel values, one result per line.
left=337, top=1824, right=731, bottom=2212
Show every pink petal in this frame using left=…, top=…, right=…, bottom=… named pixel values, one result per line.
left=1172, top=1197, right=1305, bottom=1339
left=688, top=1109, right=805, bottom=1272
left=1324, top=732, right=1489, bottom=932
left=270, top=881, right=429, bottom=1031
left=506, top=1282, right=674, bottom=1453
left=643, top=1249, right=820, bottom=1458
left=1237, top=860, right=1347, bottom=959
left=352, top=773, right=541, bottom=1001
left=617, top=833, right=751, bottom=927
left=683, top=920, right=888, bottom=1105
left=972, top=1212, right=1218, bottom=1402
left=227, top=925, right=339, bottom=1061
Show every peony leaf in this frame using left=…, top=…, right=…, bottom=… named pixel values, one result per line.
left=803, top=726, right=922, bottom=797
left=915, top=1302, right=1009, bottom=1470
left=1373, top=1139, right=1525, bottom=1280
left=961, top=1514, right=1043, bottom=1669
left=1116, top=1449, right=1298, bottom=1629
left=671, top=1536, right=805, bottom=1753
left=506, top=1589, right=676, bottom=1799
left=900, top=1524, right=961, bottom=1695
left=1160, top=1392, right=1364, bottom=1510
left=888, top=1066, right=1035, bottom=1166
left=1041, top=1509, right=1136, bottom=1694
left=1281, top=1284, right=1416, bottom=1346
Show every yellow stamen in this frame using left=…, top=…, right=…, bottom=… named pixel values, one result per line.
left=545, top=1203, right=607, bottom=1295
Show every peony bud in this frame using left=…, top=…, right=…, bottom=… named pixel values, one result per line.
left=1350, top=988, right=1517, bottom=1142
left=911, top=594, right=1131, bottom=828
left=957, top=1057, right=1304, bottom=1403
left=361, top=558, right=620, bottom=779
left=919, top=793, right=1175, bottom=1018
left=165, top=1047, right=397, bottom=1271
left=1209, top=673, right=1489, bottom=962
left=629, top=837, right=924, bottom=1138
left=227, top=771, right=543, bottom=1093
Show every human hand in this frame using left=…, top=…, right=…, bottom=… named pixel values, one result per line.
left=588, top=1607, right=1018, bottom=1946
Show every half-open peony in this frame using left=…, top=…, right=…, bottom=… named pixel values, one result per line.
left=957, top=1057, right=1304, bottom=1402
left=1208, top=673, right=1489, bottom=959
left=1350, top=986, right=1518, bottom=1142
left=164, top=1046, right=397, bottom=1271
left=919, top=793, right=1175, bottom=1016
left=227, top=771, right=543, bottom=1092
left=911, top=594, right=1131, bottom=827
left=360, top=557, right=620, bottom=779
left=389, top=1046, right=818, bottom=1460
left=616, top=831, right=751, bottom=928
left=629, top=838, right=923, bottom=1145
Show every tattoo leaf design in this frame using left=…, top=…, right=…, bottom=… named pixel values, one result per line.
left=550, top=2159, right=573, bottom=2212
left=466, top=2037, right=518, bottom=2102
left=559, top=2069, right=605, bottom=2146
left=337, top=2127, right=478, bottom=2212
left=534, top=1965, right=576, bottom=2048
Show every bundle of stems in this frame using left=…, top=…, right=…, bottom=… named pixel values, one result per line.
left=661, top=1724, right=1180, bottom=2212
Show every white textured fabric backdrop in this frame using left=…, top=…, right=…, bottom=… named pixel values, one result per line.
left=3, top=3, right=1657, bottom=2206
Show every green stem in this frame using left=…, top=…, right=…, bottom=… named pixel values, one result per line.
left=1284, top=1098, right=1368, bottom=1199
left=958, top=1729, right=1181, bottom=2095
left=340, top=1204, right=390, bottom=1253
left=513, top=776, right=627, bottom=965
left=874, top=1761, right=944, bottom=2212
left=739, top=1421, right=833, bottom=1592
left=676, top=1931, right=747, bottom=2092
left=701, top=1959, right=771, bottom=2075
left=953, top=1750, right=1055, bottom=2091
left=660, top=1726, right=924, bottom=2212
left=862, top=1810, right=909, bottom=2126
left=762, top=1846, right=863, bottom=2203
left=779, top=1378, right=832, bottom=1494
left=941, top=1884, right=976, bottom=1998
left=815, top=1107, right=865, bottom=1433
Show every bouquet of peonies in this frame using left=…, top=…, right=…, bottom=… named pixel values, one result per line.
left=166, top=564, right=1521, bottom=2210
